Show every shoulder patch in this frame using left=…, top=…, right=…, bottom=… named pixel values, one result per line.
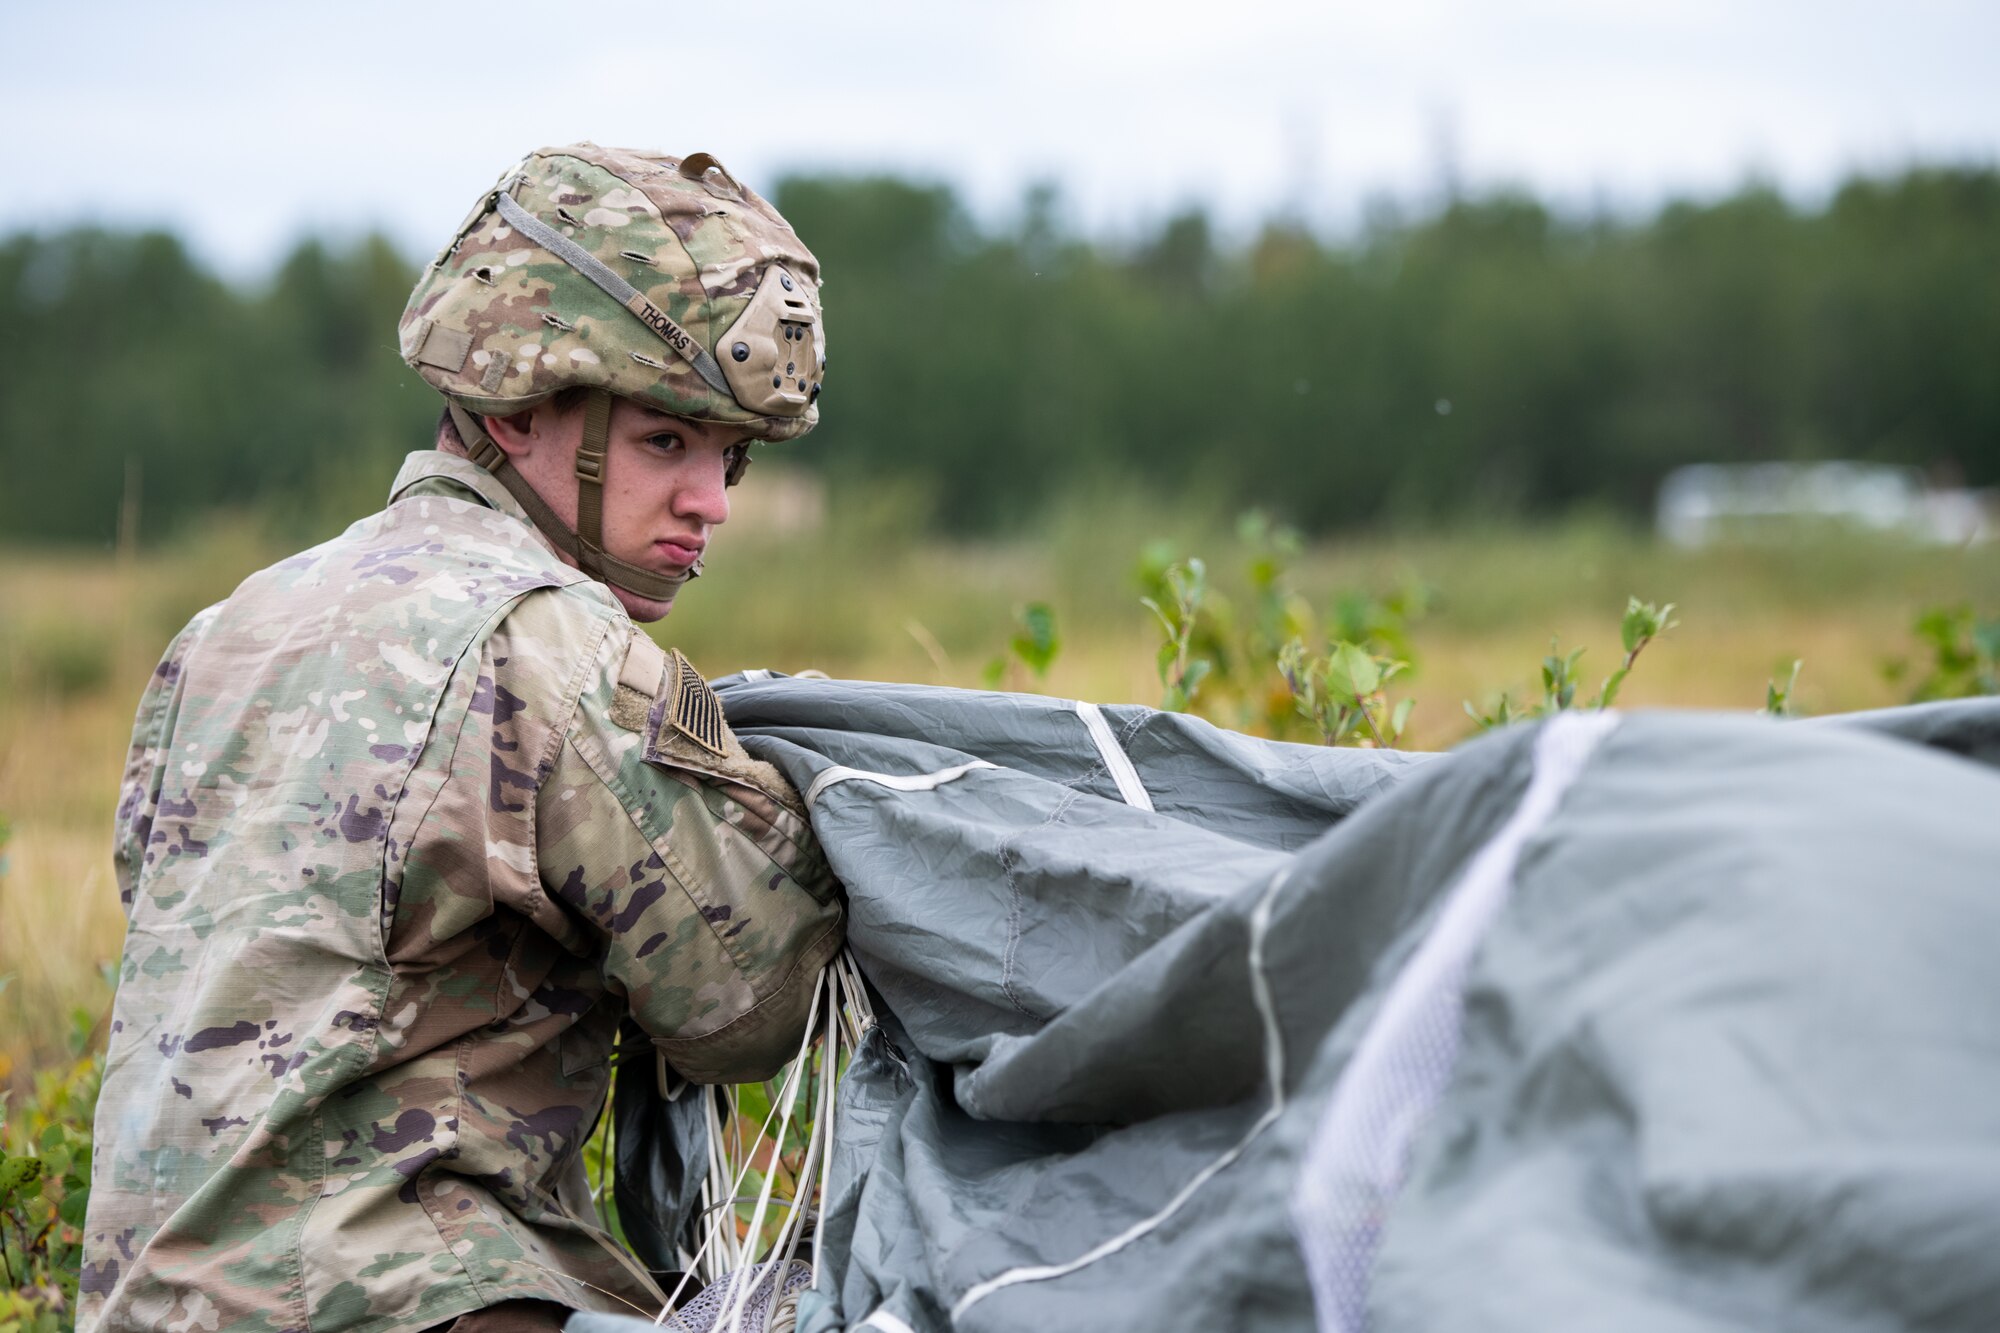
left=640, top=650, right=808, bottom=818
left=667, top=649, right=728, bottom=757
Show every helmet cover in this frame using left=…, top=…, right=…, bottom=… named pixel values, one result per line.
left=399, top=143, right=824, bottom=441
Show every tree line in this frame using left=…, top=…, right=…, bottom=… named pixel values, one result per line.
left=3, top=165, right=1996, bottom=546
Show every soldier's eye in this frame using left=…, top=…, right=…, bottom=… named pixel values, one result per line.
left=646, top=432, right=684, bottom=454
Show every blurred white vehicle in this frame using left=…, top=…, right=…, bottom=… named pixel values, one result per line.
left=1656, top=461, right=1992, bottom=547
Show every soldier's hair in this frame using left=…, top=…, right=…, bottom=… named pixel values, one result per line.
left=435, top=406, right=469, bottom=456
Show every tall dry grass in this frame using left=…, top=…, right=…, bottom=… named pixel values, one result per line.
left=4, top=481, right=1997, bottom=1083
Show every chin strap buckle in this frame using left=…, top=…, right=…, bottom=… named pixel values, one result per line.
left=467, top=437, right=505, bottom=472
left=441, top=391, right=694, bottom=606
left=451, top=404, right=509, bottom=475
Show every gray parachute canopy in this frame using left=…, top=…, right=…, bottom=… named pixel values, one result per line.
left=584, top=683, right=2000, bottom=1333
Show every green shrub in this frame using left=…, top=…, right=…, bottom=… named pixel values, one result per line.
left=1891, top=605, right=2000, bottom=700
left=5, top=625, right=112, bottom=702
left=0, top=998, right=100, bottom=1333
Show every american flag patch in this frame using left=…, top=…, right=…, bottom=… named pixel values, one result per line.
left=668, top=649, right=728, bottom=757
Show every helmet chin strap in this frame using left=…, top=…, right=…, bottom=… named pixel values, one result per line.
left=447, top=395, right=701, bottom=606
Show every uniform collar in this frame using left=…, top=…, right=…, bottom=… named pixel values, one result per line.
left=388, top=450, right=543, bottom=533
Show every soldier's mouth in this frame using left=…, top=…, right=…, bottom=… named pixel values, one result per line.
left=654, top=537, right=705, bottom=568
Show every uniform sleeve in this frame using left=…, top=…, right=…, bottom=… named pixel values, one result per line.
left=535, top=616, right=843, bottom=1084
left=112, top=607, right=217, bottom=917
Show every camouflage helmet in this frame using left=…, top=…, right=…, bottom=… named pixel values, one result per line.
left=400, top=143, right=825, bottom=438
left=396, top=144, right=826, bottom=605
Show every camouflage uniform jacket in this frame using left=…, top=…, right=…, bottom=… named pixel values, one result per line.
left=81, top=451, right=844, bottom=1333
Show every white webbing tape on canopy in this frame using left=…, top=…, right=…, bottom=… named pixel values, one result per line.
left=1289, top=709, right=1620, bottom=1333
left=1074, top=700, right=1154, bottom=811
left=855, top=1311, right=918, bottom=1333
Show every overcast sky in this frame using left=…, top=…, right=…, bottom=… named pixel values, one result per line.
left=4, top=0, right=1995, bottom=273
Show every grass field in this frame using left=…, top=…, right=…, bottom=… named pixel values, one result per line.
left=4, top=483, right=1998, bottom=1086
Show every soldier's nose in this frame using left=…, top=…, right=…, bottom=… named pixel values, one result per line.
left=675, top=457, right=731, bottom=526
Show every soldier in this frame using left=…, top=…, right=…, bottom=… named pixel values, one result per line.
left=80, top=145, right=842, bottom=1333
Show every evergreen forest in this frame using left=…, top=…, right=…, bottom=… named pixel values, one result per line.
left=1, top=165, right=1995, bottom=547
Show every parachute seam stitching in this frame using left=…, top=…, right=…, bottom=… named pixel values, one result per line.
left=996, top=780, right=1085, bottom=1023
left=996, top=834, right=1034, bottom=1020
left=1008, top=780, right=1088, bottom=1016
left=950, top=864, right=1294, bottom=1318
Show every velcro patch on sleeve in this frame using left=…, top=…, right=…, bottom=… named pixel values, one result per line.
left=610, top=629, right=667, bottom=732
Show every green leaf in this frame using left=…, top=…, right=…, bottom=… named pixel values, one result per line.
left=1326, top=642, right=1380, bottom=699
left=0, top=1153, right=44, bottom=1208
left=1463, top=691, right=1520, bottom=731
left=1276, top=638, right=1310, bottom=696
left=1621, top=597, right=1677, bottom=652
left=1009, top=602, right=1060, bottom=678
left=1389, top=697, right=1415, bottom=738
left=1183, top=658, right=1212, bottom=695
left=1913, top=605, right=1959, bottom=649
left=1541, top=643, right=1582, bottom=710
left=1762, top=658, right=1803, bottom=716
left=1597, top=665, right=1631, bottom=710
left=736, top=1082, right=772, bottom=1126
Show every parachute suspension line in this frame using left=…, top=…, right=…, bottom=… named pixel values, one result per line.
left=742, top=988, right=839, bottom=1329
left=709, top=994, right=817, bottom=1333
left=804, top=759, right=998, bottom=812
left=651, top=953, right=877, bottom=1333
left=833, top=949, right=877, bottom=1044
left=657, top=978, right=823, bottom=1326
left=948, top=865, right=1296, bottom=1321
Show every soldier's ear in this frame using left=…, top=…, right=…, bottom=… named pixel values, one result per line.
left=482, top=408, right=544, bottom=461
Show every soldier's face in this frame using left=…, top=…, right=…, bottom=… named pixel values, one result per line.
left=485, top=397, right=755, bottom=622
